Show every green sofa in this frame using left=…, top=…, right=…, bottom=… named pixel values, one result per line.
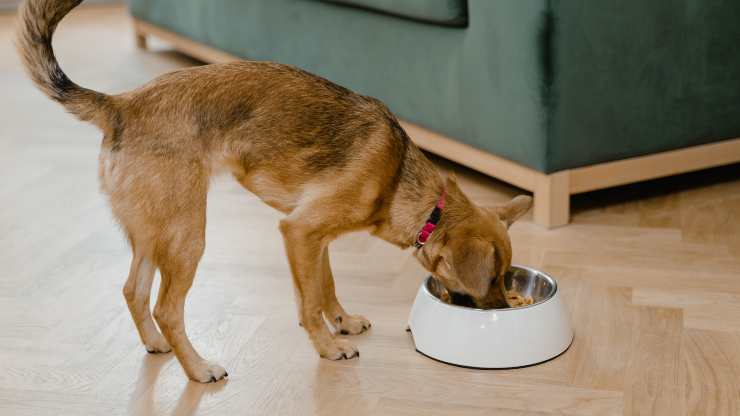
left=129, top=0, right=740, bottom=226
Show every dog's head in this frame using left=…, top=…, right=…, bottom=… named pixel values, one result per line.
left=415, top=178, right=532, bottom=308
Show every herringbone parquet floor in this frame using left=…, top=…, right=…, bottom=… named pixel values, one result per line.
left=1, top=6, right=740, bottom=416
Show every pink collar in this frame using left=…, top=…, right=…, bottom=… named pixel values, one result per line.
left=414, top=188, right=446, bottom=248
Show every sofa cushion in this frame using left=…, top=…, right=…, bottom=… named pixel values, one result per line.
left=320, top=0, right=467, bottom=27
left=130, top=0, right=548, bottom=171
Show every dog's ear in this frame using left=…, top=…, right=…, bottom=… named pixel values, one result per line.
left=488, top=195, right=533, bottom=228
left=440, top=238, right=495, bottom=299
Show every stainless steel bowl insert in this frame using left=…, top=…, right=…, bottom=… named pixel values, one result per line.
left=425, top=265, right=558, bottom=310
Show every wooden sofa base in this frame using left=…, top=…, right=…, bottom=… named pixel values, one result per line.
left=402, top=122, right=740, bottom=228
left=132, top=17, right=740, bottom=228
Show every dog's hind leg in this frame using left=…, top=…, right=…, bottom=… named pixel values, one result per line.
left=151, top=205, right=228, bottom=383
left=123, top=248, right=171, bottom=353
left=109, top=154, right=224, bottom=382
left=320, top=248, right=371, bottom=335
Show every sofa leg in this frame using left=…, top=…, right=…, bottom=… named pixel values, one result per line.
left=135, top=31, right=147, bottom=49
left=534, top=171, right=570, bottom=228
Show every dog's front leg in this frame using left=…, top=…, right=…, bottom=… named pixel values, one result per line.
left=279, top=219, right=359, bottom=360
left=320, top=248, right=371, bottom=335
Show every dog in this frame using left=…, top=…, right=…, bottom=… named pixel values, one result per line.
left=17, top=0, right=533, bottom=382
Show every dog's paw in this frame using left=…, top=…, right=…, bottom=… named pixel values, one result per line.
left=188, top=360, right=229, bottom=383
left=319, top=338, right=359, bottom=360
left=144, top=334, right=172, bottom=354
left=334, top=314, right=371, bottom=335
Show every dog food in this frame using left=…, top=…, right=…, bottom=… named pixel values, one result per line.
left=427, top=277, right=533, bottom=309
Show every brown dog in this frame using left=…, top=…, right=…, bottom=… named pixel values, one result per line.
left=17, top=0, right=532, bottom=382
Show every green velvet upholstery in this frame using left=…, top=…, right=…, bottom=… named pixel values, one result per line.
left=129, top=0, right=740, bottom=173
left=547, top=0, right=740, bottom=172
left=319, top=0, right=468, bottom=27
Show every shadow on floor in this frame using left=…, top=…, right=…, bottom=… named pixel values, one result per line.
left=572, top=162, right=740, bottom=215
left=128, top=353, right=227, bottom=416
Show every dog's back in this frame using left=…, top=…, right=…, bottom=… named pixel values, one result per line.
left=17, top=1, right=408, bottom=212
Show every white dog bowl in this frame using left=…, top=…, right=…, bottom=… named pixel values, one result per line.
left=408, top=265, right=573, bottom=368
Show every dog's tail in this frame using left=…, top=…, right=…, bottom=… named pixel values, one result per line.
left=16, top=0, right=113, bottom=127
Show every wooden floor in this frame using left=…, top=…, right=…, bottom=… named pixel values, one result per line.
left=2, top=6, right=740, bottom=416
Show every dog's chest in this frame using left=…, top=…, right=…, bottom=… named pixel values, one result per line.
left=239, top=173, right=300, bottom=213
